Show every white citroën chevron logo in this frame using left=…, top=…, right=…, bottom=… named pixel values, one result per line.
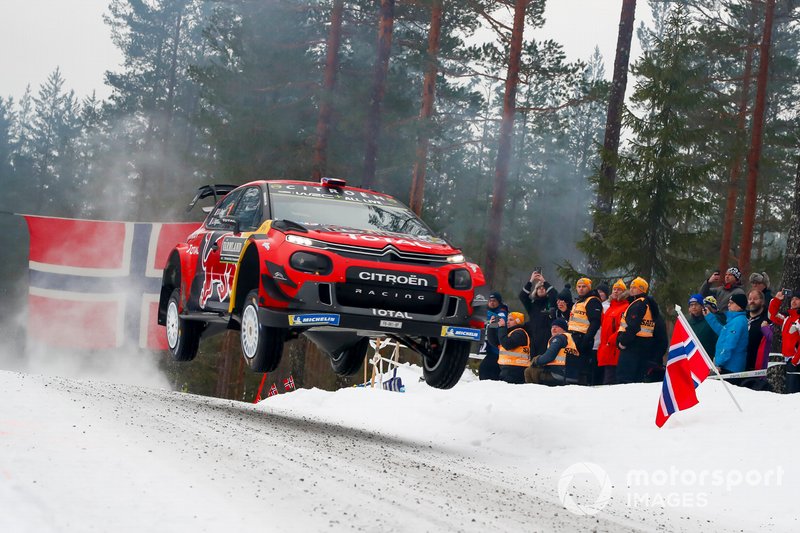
left=557, top=462, right=613, bottom=516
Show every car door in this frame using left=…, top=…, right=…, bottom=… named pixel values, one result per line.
left=192, top=188, right=243, bottom=312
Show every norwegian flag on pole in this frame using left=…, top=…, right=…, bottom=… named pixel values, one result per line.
left=267, top=383, right=279, bottom=397
left=23, top=215, right=198, bottom=350
left=655, top=311, right=713, bottom=428
left=283, top=375, right=295, bottom=391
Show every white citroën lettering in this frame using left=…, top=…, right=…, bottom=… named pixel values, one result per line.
left=358, top=271, right=429, bottom=287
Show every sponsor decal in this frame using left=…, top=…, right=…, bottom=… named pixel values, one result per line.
left=220, top=237, right=246, bottom=263
left=354, top=287, right=427, bottom=301
left=440, top=326, right=482, bottom=341
left=200, top=263, right=235, bottom=308
left=272, top=271, right=288, bottom=282
left=371, top=309, right=413, bottom=319
left=379, top=320, right=403, bottom=329
left=288, top=313, right=340, bottom=327
left=269, top=183, right=400, bottom=207
left=262, top=241, right=271, bottom=251
left=344, top=233, right=433, bottom=249
left=348, top=268, right=436, bottom=289
left=473, top=293, right=488, bottom=304
left=187, top=245, right=199, bottom=256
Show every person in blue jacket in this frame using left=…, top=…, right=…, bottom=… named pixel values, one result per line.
left=703, top=292, right=749, bottom=373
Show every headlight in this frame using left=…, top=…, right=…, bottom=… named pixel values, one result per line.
left=446, top=254, right=465, bottom=264
left=286, top=234, right=314, bottom=247
left=290, top=251, right=332, bottom=275
left=449, top=268, right=472, bottom=290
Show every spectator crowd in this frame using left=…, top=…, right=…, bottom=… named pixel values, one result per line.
left=480, top=267, right=800, bottom=393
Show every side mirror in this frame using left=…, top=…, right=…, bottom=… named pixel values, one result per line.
left=220, top=216, right=241, bottom=234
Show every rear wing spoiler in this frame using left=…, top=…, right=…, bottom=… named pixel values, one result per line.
left=187, top=184, right=238, bottom=213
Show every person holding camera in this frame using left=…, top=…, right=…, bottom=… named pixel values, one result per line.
left=687, top=294, right=718, bottom=358
left=487, top=311, right=530, bottom=384
left=700, top=267, right=746, bottom=311
left=704, top=292, right=748, bottom=376
left=479, top=292, right=509, bottom=381
left=519, top=269, right=557, bottom=357
left=768, top=288, right=800, bottom=393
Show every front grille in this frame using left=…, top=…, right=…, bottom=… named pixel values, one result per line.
left=336, top=283, right=444, bottom=314
left=318, top=241, right=451, bottom=266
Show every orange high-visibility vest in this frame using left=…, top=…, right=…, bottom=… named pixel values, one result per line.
left=568, top=295, right=600, bottom=334
left=498, top=329, right=531, bottom=367
left=619, top=297, right=655, bottom=338
left=544, top=332, right=579, bottom=366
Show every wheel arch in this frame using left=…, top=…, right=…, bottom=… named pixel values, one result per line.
left=230, top=240, right=262, bottom=320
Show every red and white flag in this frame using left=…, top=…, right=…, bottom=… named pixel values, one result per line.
left=267, top=383, right=279, bottom=397
left=655, top=313, right=712, bottom=427
left=24, top=215, right=198, bottom=350
left=283, top=375, right=295, bottom=391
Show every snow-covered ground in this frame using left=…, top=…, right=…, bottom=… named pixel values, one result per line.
left=1, top=362, right=798, bottom=532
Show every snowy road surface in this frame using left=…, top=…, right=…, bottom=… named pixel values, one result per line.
left=1, top=365, right=797, bottom=532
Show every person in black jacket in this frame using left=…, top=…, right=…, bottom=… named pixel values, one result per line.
left=617, top=277, right=662, bottom=384
left=567, top=278, right=603, bottom=385
left=519, top=270, right=557, bottom=356
left=479, top=292, right=509, bottom=381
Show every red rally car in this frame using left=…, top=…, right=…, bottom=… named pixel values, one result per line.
left=158, top=178, right=488, bottom=389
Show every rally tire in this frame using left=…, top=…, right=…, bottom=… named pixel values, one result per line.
left=166, top=288, right=201, bottom=362
left=240, top=290, right=285, bottom=372
left=422, top=338, right=471, bottom=389
left=330, top=337, right=370, bottom=376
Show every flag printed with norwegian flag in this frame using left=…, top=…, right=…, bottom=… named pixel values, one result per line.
left=267, top=383, right=279, bottom=397
left=655, top=314, right=712, bottom=428
left=24, top=215, right=198, bottom=351
left=283, top=375, right=295, bottom=392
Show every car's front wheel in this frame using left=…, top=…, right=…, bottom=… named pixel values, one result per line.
left=422, top=338, right=471, bottom=389
left=240, top=289, right=285, bottom=372
left=330, top=337, right=370, bottom=376
left=166, top=288, right=202, bottom=362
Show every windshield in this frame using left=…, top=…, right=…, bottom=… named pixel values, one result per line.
left=268, top=184, right=436, bottom=239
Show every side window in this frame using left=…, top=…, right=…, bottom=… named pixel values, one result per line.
left=205, top=189, right=242, bottom=230
left=233, top=187, right=263, bottom=231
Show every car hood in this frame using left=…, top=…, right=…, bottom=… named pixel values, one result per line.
left=299, top=224, right=459, bottom=255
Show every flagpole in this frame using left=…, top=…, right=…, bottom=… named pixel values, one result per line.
left=674, top=304, right=743, bottom=413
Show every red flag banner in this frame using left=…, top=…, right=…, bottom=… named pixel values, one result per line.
left=283, top=375, right=295, bottom=391
left=24, top=215, right=198, bottom=350
left=655, top=315, right=712, bottom=427
left=267, top=383, right=279, bottom=397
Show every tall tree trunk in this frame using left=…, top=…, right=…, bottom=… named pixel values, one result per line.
left=719, top=8, right=757, bottom=274
left=312, top=0, right=344, bottom=181
left=409, top=0, right=443, bottom=215
left=362, top=0, right=395, bottom=189
left=589, top=0, right=636, bottom=272
left=739, top=0, right=776, bottom=277
left=483, top=0, right=527, bottom=285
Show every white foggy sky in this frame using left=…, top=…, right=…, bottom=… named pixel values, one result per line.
left=0, top=0, right=647, bottom=102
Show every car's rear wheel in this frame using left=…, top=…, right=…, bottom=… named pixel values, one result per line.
left=422, top=338, right=471, bottom=389
left=166, top=288, right=202, bottom=362
left=240, top=289, right=285, bottom=372
left=330, top=337, right=370, bottom=376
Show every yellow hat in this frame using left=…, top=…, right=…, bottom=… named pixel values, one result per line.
left=508, top=312, right=525, bottom=324
left=630, top=277, right=649, bottom=293
left=576, top=277, right=592, bottom=290
left=613, top=278, right=627, bottom=291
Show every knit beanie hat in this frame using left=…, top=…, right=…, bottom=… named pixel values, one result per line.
left=749, top=272, right=770, bottom=287
left=726, top=267, right=742, bottom=281
left=613, top=278, right=627, bottom=291
left=729, top=292, right=747, bottom=310
left=688, top=294, right=703, bottom=305
left=703, top=296, right=718, bottom=310
left=557, top=285, right=573, bottom=304
left=576, top=277, right=592, bottom=290
left=508, top=311, right=525, bottom=324
left=551, top=318, right=568, bottom=331
left=630, top=277, right=649, bottom=293
left=489, top=291, right=503, bottom=302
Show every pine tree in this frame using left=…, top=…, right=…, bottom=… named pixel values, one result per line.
left=581, top=8, right=718, bottom=306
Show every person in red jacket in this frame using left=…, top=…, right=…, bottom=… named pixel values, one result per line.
left=597, top=279, right=629, bottom=385
left=768, top=288, right=800, bottom=393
